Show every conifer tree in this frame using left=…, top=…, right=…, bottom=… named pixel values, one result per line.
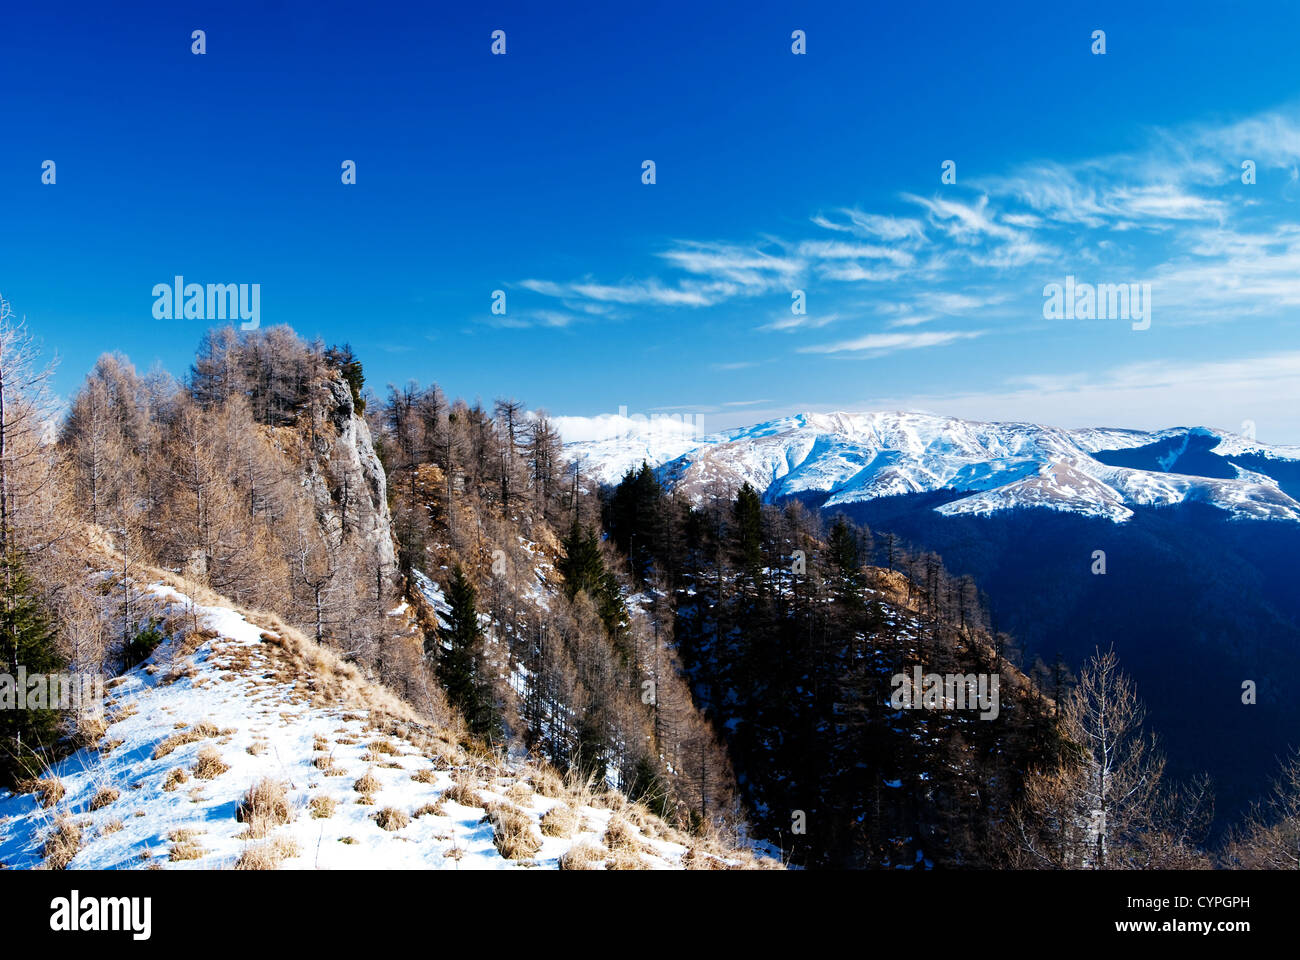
left=732, top=482, right=764, bottom=597
left=0, top=555, right=64, bottom=785
left=430, top=565, right=499, bottom=741
left=324, top=344, right=365, bottom=414
left=609, top=463, right=664, bottom=582
left=557, top=522, right=625, bottom=638
left=827, top=515, right=868, bottom=609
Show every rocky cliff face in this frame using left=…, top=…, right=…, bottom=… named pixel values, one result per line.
left=304, top=375, right=397, bottom=585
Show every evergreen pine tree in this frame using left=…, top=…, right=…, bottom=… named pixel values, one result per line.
left=557, top=522, right=625, bottom=638
left=324, top=343, right=366, bottom=414
left=608, top=462, right=665, bottom=582
left=0, top=556, right=65, bottom=785
left=430, top=565, right=499, bottom=741
left=732, top=482, right=764, bottom=596
left=827, top=515, right=866, bottom=607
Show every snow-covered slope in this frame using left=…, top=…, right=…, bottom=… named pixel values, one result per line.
left=565, top=411, right=1300, bottom=524
left=0, top=579, right=765, bottom=870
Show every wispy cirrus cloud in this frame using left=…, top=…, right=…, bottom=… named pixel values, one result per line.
left=481, top=308, right=581, bottom=329
left=656, top=240, right=802, bottom=289
left=799, top=329, right=985, bottom=356
left=810, top=209, right=927, bottom=243
left=757, top=311, right=839, bottom=333
left=519, top=277, right=730, bottom=307
left=795, top=240, right=916, bottom=267
left=519, top=102, right=1300, bottom=355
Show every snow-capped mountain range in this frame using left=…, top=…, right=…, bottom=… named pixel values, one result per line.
left=564, top=411, right=1300, bottom=524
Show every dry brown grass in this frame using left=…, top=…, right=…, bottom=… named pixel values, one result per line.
left=367, top=739, right=401, bottom=755
left=236, top=778, right=292, bottom=838
left=42, top=818, right=82, bottom=870
left=558, top=839, right=606, bottom=870
left=603, top=816, right=641, bottom=852
left=101, top=819, right=124, bottom=835
left=426, top=739, right=460, bottom=769
left=409, top=768, right=439, bottom=784
left=682, top=847, right=725, bottom=870
left=151, top=720, right=221, bottom=759
left=623, top=802, right=653, bottom=829
left=193, top=746, right=230, bottom=779
left=540, top=803, right=577, bottom=838
left=605, top=847, right=650, bottom=870
left=353, top=770, right=381, bottom=794
left=233, top=835, right=299, bottom=870
left=74, top=712, right=109, bottom=748
left=483, top=801, right=542, bottom=861
left=374, top=806, right=410, bottom=831
left=413, top=800, right=444, bottom=818
left=442, top=773, right=482, bottom=807
left=162, top=659, right=198, bottom=685
left=89, top=786, right=120, bottom=811
left=506, top=780, right=534, bottom=805
left=178, top=627, right=218, bottom=658
left=162, top=767, right=189, bottom=791
left=247, top=741, right=267, bottom=756
left=168, top=828, right=207, bottom=861
left=235, top=606, right=416, bottom=718
left=23, top=777, right=65, bottom=808
left=591, top=790, right=626, bottom=812
left=309, top=795, right=336, bottom=819
left=530, top=765, right=565, bottom=799
left=561, top=768, right=599, bottom=809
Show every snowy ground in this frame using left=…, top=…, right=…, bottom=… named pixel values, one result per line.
left=0, top=582, right=744, bottom=870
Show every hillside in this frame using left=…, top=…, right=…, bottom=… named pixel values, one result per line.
left=0, top=558, right=773, bottom=870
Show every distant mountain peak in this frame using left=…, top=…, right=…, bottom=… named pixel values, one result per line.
left=564, top=411, right=1300, bottom=524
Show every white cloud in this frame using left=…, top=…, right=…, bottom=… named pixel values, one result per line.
left=520, top=277, right=725, bottom=307
left=758, top=312, right=839, bottom=332
left=796, top=240, right=915, bottom=266
left=799, top=329, right=985, bottom=356
left=811, top=209, right=927, bottom=243
left=903, top=193, right=1021, bottom=244
left=657, top=240, right=803, bottom=289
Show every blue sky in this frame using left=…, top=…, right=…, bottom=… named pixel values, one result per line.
left=3, top=1, right=1300, bottom=441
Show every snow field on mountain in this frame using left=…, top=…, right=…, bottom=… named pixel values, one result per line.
left=565, top=410, right=1300, bottom=523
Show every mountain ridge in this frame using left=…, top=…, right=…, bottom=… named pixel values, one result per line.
left=564, top=410, right=1300, bottom=524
